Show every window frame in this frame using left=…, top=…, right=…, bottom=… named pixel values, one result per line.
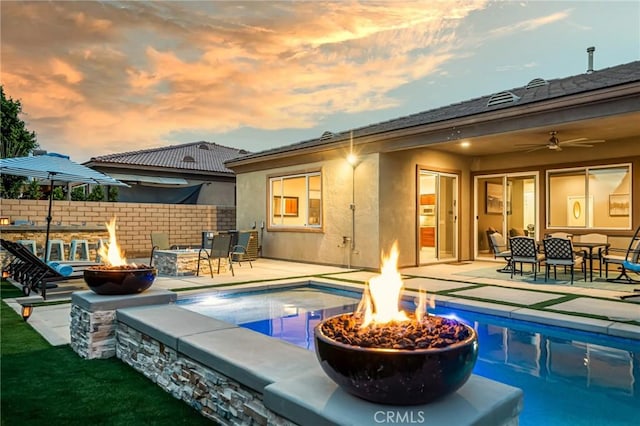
left=546, top=163, right=632, bottom=231
left=267, top=170, right=323, bottom=232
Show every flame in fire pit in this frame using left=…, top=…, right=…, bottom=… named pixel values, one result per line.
left=358, top=241, right=434, bottom=328
left=98, top=217, right=128, bottom=266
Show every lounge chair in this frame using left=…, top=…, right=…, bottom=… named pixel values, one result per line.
left=0, top=239, right=86, bottom=299
left=617, top=226, right=640, bottom=300
left=196, top=233, right=234, bottom=277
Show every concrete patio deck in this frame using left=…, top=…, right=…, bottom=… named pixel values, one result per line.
left=5, top=258, right=640, bottom=346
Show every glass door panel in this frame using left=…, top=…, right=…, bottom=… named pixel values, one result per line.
left=438, top=174, right=457, bottom=261
left=418, top=170, right=458, bottom=264
left=475, top=173, right=538, bottom=259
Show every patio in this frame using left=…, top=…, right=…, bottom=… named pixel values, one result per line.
left=5, top=258, right=639, bottom=347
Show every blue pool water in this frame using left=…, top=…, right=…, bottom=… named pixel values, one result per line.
left=179, top=286, right=640, bottom=426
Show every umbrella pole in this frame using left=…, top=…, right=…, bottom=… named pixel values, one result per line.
left=42, top=177, right=55, bottom=300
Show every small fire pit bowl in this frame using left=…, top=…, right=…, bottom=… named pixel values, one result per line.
left=314, top=313, right=478, bottom=405
left=84, top=265, right=157, bottom=295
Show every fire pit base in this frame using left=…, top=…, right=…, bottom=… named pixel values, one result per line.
left=314, top=314, right=478, bottom=405
left=84, top=267, right=157, bottom=295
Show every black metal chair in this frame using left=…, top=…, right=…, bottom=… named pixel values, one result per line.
left=509, top=236, right=545, bottom=280
left=196, top=233, right=234, bottom=277
left=542, top=237, right=586, bottom=284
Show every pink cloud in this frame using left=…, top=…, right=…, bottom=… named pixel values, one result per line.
left=1, top=0, right=488, bottom=160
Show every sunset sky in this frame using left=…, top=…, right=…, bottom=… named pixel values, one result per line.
left=1, top=1, right=638, bottom=163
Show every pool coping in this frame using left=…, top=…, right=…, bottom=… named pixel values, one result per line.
left=109, top=291, right=523, bottom=426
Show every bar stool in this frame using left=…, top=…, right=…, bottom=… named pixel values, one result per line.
left=17, top=240, right=37, bottom=254
left=69, top=239, right=90, bottom=261
left=46, top=239, right=66, bottom=261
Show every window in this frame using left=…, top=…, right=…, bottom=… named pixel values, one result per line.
left=269, top=172, right=322, bottom=228
left=547, top=164, right=631, bottom=229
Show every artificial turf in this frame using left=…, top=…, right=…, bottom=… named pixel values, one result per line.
left=0, top=281, right=216, bottom=425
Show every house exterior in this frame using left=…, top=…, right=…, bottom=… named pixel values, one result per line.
left=225, top=61, right=640, bottom=269
left=85, top=142, right=249, bottom=205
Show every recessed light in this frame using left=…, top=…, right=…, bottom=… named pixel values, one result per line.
left=460, top=141, right=471, bottom=148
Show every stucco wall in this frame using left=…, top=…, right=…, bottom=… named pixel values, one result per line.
left=235, top=156, right=381, bottom=269
left=195, top=180, right=236, bottom=205
left=380, top=149, right=473, bottom=267
left=0, top=199, right=235, bottom=257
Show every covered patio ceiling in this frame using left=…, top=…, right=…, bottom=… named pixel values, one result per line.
left=428, top=110, right=640, bottom=157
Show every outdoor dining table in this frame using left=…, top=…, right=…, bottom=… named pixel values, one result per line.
left=572, top=241, right=611, bottom=282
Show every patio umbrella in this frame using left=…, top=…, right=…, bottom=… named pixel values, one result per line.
left=0, top=152, right=128, bottom=262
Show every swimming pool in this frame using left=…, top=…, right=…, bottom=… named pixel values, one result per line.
left=179, top=285, right=639, bottom=426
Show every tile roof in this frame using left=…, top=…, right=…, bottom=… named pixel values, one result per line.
left=88, top=141, right=250, bottom=174
left=231, top=61, right=640, bottom=162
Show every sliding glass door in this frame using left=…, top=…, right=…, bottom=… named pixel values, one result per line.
left=475, top=173, right=538, bottom=259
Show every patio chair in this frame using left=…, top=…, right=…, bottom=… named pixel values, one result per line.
left=149, top=232, right=178, bottom=266
left=197, top=233, right=234, bottom=277
left=488, top=231, right=512, bottom=273
left=229, top=231, right=254, bottom=269
left=542, top=237, right=586, bottom=284
left=573, top=233, right=608, bottom=277
left=509, top=236, right=544, bottom=280
left=619, top=226, right=640, bottom=299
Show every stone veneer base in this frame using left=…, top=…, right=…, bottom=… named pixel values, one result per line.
left=70, top=290, right=523, bottom=426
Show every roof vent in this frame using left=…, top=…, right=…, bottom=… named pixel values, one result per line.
left=487, top=91, right=521, bottom=107
left=198, top=144, right=209, bottom=150
left=525, top=78, right=548, bottom=89
left=182, top=155, right=195, bottom=163
left=320, top=131, right=334, bottom=141
left=238, top=149, right=249, bottom=154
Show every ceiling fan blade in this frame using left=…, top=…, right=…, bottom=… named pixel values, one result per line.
left=515, top=143, right=546, bottom=148
left=523, top=145, right=548, bottom=153
left=559, top=139, right=605, bottom=146
left=559, top=137, right=588, bottom=144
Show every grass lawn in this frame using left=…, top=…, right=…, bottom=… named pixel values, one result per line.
left=0, top=280, right=216, bottom=425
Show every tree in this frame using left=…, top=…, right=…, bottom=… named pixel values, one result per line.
left=71, top=186, right=87, bottom=201
left=52, top=186, right=65, bottom=200
left=1, top=86, right=39, bottom=198
left=24, top=179, right=43, bottom=199
left=87, top=185, right=104, bottom=201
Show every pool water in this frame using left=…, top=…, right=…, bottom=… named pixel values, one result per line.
left=179, top=286, right=639, bottom=426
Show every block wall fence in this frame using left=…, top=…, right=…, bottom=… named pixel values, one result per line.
left=0, top=199, right=236, bottom=258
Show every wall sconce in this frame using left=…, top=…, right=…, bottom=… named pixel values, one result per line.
left=0, top=217, right=9, bottom=225
left=21, top=304, right=34, bottom=321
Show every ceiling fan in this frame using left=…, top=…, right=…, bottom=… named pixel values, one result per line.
left=516, top=131, right=605, bottom=152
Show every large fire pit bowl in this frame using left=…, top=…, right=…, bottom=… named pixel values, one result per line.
left=314, top=314, right=478, bottom=405
left=84, top=266, right=157, bottom=295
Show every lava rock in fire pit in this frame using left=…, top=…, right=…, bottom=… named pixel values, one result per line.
left=314, top=313, right=478, bottom=405
left=84, top=265, right=156, bottom=295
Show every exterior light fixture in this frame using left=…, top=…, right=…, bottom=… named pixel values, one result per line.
left=1, top=270, right=9, bottom=279
left=0, top=217, right=9, bottom=225
left=460, top=141, right=471, bottom=148
left=21, top=304, right=33, bottom=321
left=347, top=153, right=359, bottom=167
